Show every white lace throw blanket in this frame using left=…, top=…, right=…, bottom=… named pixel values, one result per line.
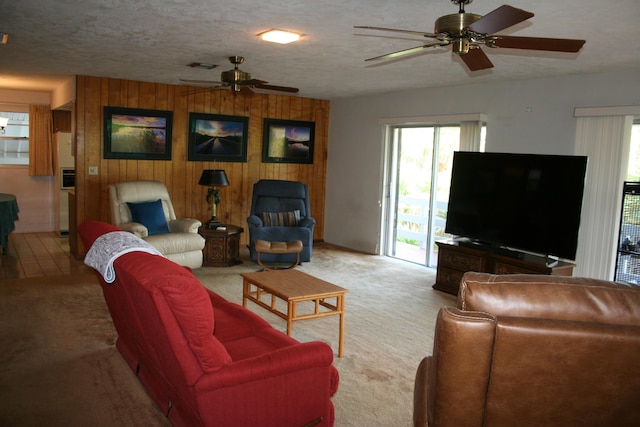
left=84, top=231, right=163, bottom=283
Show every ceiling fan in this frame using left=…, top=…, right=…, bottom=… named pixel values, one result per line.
left=355, top=0, right=585, bottom=71
left=180, top=56, right=299, bottom=94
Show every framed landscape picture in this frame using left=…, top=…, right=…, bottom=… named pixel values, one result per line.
left=103, top=107, right=173, bottom=160
left=262, top=118, right=315, bottom=164
left=188, top=113, right=249, bottom=162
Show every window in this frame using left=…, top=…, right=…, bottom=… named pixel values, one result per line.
left=0, top=112, right=30, bottom=165
left=626, top=120, right=640, bottom=181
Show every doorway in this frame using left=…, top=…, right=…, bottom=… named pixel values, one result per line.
left=383, top=123, right=485, bottom=267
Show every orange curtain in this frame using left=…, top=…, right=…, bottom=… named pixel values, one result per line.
left=28, top=104, right=54, bottom=176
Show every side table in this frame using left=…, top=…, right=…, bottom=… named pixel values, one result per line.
left=199, top=224, right=244, bottom=267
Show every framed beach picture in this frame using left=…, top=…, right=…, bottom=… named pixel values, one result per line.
left=262, top=118, right=315, bottom=164
left=103, top=107, right=173, bottom=160
left=188, top=113, right=249, bottom=162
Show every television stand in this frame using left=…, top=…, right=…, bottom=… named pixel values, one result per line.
left=457, top=239, right=525, bottom=260
left=434, top=240, right=576, bottom=295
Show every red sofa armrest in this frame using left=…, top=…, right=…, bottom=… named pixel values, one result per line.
left=195, top=340, right=335, bottom=391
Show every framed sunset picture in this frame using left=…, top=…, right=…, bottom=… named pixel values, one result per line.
left=188, top=113, right=249, bottom=162
left=262, top=118, right=315, bottom=164
left=103, top=107, right=173, bottom=160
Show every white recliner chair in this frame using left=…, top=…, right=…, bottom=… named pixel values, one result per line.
left=108, top=180, right=205, bottom=269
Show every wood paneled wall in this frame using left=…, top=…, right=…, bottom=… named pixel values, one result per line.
left=74, top=76, right=329, bottom=254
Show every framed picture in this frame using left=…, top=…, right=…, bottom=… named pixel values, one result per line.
left=262, top=118, right=315, bottom=164
left=103, top=107, right=173, bottom=160
left=188, top=113, right=249, bottom=162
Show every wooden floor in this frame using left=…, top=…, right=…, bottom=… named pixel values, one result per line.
left=0, top=232, right=91, bottom=280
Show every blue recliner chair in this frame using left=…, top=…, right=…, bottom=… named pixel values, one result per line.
left=247, top=179, right=315, bottom=263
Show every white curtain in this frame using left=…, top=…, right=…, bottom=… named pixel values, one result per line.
left=459, top=121, right=482, bottom=152
left=574, top=115, right=633, bottom=279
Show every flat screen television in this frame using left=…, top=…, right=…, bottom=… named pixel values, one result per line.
left=445, top=151, right=588, bottom=261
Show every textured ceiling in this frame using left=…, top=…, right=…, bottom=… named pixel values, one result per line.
left=1, top=0, right=639, bottom=100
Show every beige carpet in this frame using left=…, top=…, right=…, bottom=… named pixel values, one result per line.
left=0, top=242, right=455, bottom=426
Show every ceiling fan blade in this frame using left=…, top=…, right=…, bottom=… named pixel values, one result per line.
left=468, top=5, right=534, bottom=35
left=365, top=42, right=447, bottom=62
left=240, top=86, right=254, bottom=94
left=246, top=78, right=268, bottom=85
left=254, top=83, right=300, bottom=93
left=460, top=47, right=494, bottom=71
left=492, top=35, right=585, bottom=52
left=354, top=25, right=438, bottom=38
left=179, top=79, right=223, bottom=85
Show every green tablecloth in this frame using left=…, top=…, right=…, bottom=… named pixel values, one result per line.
left=0, top=193, right=19, bottom=250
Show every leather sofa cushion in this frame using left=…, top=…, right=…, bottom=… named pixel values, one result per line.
left=486, top=316, right=640, bottom=426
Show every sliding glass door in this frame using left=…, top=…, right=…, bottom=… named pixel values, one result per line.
left=384, top=124, right=482, bottom=267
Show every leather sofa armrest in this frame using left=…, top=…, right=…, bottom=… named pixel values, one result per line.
left=247, top=215, right=263, bottom=228
left=169, top=218, right=202, bottom=233
left=413, top=356, right=431, bottom=427
left=427, top=307, right=495, bottom=426
left=118, top=221, right=148, bottom=238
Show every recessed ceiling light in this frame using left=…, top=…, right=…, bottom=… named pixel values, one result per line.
left=258, top=29, right=301, bottom=44
left=187, top=62, right=217, bottom=69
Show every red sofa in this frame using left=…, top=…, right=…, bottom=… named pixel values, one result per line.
left=79, top=220, right=339, bottom=427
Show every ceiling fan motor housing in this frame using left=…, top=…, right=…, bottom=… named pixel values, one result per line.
left=221, top=69, right=251, bottom=85
left=435, top=13, right=482, bottom=55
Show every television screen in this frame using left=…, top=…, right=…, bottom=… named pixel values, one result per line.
left=445, top=151, right=588, bottom=260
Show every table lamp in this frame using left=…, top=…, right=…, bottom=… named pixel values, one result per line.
left=198, top=169, right=229, bottom=228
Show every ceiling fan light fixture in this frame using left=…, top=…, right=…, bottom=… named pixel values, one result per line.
left=453, top=38, right=470, bottom=55
left=258, top=29, right=301, bottom=44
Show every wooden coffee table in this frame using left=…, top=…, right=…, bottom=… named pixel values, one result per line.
left=241, top=269, right=348, bottom=357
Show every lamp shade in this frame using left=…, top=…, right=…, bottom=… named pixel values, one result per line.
left=198, top=169, right=229, bottom=187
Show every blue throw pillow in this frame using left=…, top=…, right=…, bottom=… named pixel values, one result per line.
left=127, top=199, right=170, bottom=235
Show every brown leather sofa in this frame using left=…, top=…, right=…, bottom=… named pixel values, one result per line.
left=414, top=272, right=640, bottom=427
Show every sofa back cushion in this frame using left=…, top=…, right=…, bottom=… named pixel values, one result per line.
left=250, top=179, right=310, bottom=218
left=152, top=274, right=232, bottom=373
left=112, top=252, right=231, bottom=386
left=459, top=272, right=640, bottom=326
